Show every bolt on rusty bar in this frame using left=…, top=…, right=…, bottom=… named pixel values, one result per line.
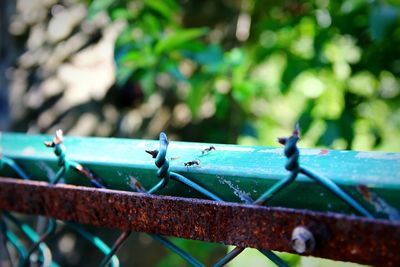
left=0, top=177, right=399, bottom=267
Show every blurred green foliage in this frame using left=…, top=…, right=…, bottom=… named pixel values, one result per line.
left=226, top=247, right=366, bottom=267
left=84, top=0, right=400, bottom=266
left=88, top=0, right=400, bottom=152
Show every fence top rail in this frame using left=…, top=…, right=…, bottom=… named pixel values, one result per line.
left=1, top=131, right=400, bottom=266
left=2, top=132, right=400, bottom=186
left=1, top=132, right=400, bottom=215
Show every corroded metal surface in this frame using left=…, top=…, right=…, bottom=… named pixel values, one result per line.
left=2, top=132, right=400, bottom=215
left=0, top=177, right=399, bottom=266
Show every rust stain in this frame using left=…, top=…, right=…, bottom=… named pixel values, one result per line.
left=357, top=185, right=372, bottom=201
left=129, top=176, right=146, bottom=193
left=319, top=149, right=329, bottom=155
left=72, top=163, right=107, bottom=188
left=0, top=177, right=399, bottom=266
left=357, top=185, right=400, bottom=221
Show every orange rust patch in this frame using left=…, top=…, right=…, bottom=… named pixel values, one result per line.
left=319, top=149, right=329, bottom=155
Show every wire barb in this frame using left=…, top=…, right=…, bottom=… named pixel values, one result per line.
left=146, top=132, right=170, bottom=194
left=22, top=130, right=69, bottom=266
left=44, top=130, right=120, bottom=267
left=44, top=129, right=69, bottom=185
left=0, top=125, right=381, bottom=267
left=145, top=149, right=159, bottom=158
left=280, top=125, right=300, bottom=172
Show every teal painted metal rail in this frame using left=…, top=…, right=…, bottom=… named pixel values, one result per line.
left=1, top=130, right=400, bottom=267
left=1, top=132, right=399, bottom=216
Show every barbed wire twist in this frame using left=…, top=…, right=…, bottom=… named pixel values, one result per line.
left=21, top=130, right=69, bottom=266
left=14, top=130, right=118, bottom=267
left=44, top=129, right=69, bottom=185
left=0, top=156, right=55, bottom=265
left=213, top=124, right=375, bottom=267
left=145, top=133, right=286, bottom=267
left=278, top=123, right=300, bottom=172
left=0, top=126, right=379, bottom=267
left=146, top=132, right=170, bottom=193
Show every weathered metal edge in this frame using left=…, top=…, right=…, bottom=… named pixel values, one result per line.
left=2, top=132, right=400, bottom=215
left=0, top=177, right=399, bottom=266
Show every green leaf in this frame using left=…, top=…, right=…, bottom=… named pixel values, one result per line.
left=187, top=76, right=210, bottom=118
left=111, top=8, right=132, bottom=20
left=120, top=46, right=157, bottom=69
left=144, top=0, right=174, bottom=19
left=142, top=14, right=162, bottom=37
left=155, top=28, right=208, bottom=55
left=140, top=70, right=157, bottom=98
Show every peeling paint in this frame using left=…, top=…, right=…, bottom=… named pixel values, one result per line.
left=257, top=148, right=282, bottom=154
left=22, top=147, right=36, bottom=156
left=136, top=141, right=148, bottom=148
left=356, top=152, right=400, bottom=160
left=128, top=176, right=145, bottom=192
left=258, top=148, right=332, bottom=156
left=171, top=143, right=255, bottom=152
left=357, top=185, right=400, bottom=221
left=217, top=176, right=253, bottom=204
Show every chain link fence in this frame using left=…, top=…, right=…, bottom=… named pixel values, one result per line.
left=0, top=126, right=399, bottom=266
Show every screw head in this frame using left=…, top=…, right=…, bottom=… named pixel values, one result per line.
left=291, top=226, right=316, bottom=253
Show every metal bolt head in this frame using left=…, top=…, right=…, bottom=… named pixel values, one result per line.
left=291, top=226, right=315, bottom=253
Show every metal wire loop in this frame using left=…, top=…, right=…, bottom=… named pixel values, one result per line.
left=0, top=125, right=386, bottom=267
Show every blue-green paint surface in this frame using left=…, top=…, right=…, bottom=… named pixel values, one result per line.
left=1, top=132, right=399, bottom=218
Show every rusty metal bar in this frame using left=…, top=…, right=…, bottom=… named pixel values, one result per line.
left=2, top=132, right=400, bottom=216
left=0, top=177, right=399, bottom=266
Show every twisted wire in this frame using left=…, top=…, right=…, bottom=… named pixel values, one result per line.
left=147, top=133, right=285, bottom=267
left=44, top=129, right=69, bottom=185
left=147, top=132, right=170, bottom=194
left=214, top=124, right=374, bottom=266
left=0, top=216, right=28, bottom=261
left=211, top=127, right=304, bottom=267
left=66, top=222, right=119, bottom=267
left=3, top=212, right=58, bottom=267
left=23, top=130, right=119, bottom=267
left=21, top=130, right=69, bottom=266
left=0, top=155, right=57, bottom=266
left=0, top=156, right=30, bottom=180
left=147, top=132, right=222, bottom=201
left=141, top=132, right=206, bottom=267
left=48, top=130, right=120, bottom=267
left=253, top=125, right=301, bottom=206
left=1, top=126, right=377, bottom=267
left=279, top=124, right=300, bottom=172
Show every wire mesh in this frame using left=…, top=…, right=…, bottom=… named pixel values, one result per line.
left=0, top=125, right=390, bottom=267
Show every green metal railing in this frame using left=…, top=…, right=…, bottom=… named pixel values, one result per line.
left=0, top=128, right=399, bottom=266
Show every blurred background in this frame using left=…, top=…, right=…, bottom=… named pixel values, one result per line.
left=0, top=0, right=399, bottom=266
